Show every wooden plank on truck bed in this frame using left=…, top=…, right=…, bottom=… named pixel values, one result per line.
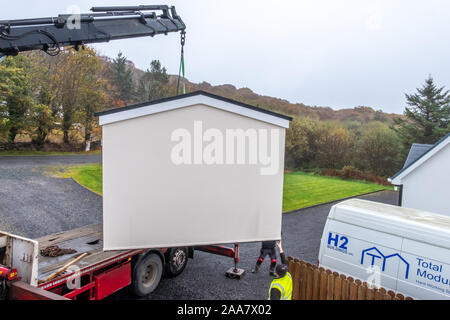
left=35, top=224, right=143, bottom=284
left=37, top=223, right=103, bottom=248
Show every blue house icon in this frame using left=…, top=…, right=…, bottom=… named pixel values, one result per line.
left=361, top=247, right=410, bottom=279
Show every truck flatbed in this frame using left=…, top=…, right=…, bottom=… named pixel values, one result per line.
left=36, top=224, right=143, bottom=288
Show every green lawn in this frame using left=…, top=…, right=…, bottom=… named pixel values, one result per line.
left=54, top=165, right=391, bottom=212
left=282, top=171, right=392, bottom=212
left=55, top=164, right=103, bottom=195
left=0, top=150, right=101, bottom=156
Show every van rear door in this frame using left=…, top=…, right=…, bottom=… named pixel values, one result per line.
left=399, top=239, right=450, bottom=299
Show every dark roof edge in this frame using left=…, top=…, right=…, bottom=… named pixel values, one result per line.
left=95, top=90, right=293, bottom=121
left=389, top=132, right=450, bottom=181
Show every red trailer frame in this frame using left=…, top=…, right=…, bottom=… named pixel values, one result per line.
left=7, top=245, right=239, bottom=300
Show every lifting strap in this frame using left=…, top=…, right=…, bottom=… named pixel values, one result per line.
left=176, top=30, right=186, bottom=95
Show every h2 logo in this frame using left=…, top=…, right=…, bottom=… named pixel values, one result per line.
left=328, top=232, right=348, bottom=250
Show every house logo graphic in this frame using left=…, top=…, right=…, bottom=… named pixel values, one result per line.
left=361, top=247, right=410, bottom=279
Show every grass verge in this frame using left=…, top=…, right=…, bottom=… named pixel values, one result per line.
left=282, top=171, right=392, bottom=212
left=50, top=164, right=102, bottom=195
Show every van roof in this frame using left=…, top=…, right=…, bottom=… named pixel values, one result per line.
left=329, top=199, right=450, bottom=249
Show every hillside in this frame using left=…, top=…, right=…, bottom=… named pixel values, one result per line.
left=182, top=79, right=401, bottom=123
left=100, top=55, right=401, bottom=123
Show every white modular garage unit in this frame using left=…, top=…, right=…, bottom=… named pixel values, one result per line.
left=97, top=91, right=291, bottom=250
left=389, top=133, right=450, bottom=216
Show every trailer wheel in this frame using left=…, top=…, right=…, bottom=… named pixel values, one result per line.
left=130, top=252, right=163, bottom=296
left=165, top=247, right=188, bottom=277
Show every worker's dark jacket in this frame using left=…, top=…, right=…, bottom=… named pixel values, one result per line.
left=269, top=252, right=288, bottom=300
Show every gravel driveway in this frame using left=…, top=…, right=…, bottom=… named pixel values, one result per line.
left=0, top=154, right=102, bottom=238
left=0, top=155, right=398, bottom=300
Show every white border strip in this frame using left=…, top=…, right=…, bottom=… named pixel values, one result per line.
left=99, top=95, right=290, bottom=128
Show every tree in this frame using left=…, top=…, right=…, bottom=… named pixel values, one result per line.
left=76, top=74, right=107, bottom=150
left=316, top=125, right=353, bottom=169
left=111, top=52, right=134, bottom=105
left=285, top=117, right=321, bottom=169
left=52, top=48, right=106, bottom=144
left=358, top=122, right=402, bottom=176
left=0, top=55, right=34, bottom=142
left=30, top=104, right=54, bottom=145
left=137, top=60, right=169, bottom=102
left=393, top=76, right=450, bottom=148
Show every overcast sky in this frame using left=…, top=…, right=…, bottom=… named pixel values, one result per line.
left=3, top=0, right=450, bottom=114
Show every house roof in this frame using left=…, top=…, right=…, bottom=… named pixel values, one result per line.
left=389, top=133, right=450, bottom=184
left=402, top=143, right=433, bottom=168
left=95, top=90, right=292, bottom=128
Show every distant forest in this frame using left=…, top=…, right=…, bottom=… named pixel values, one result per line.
left=1, top=48, right=449, bottom=178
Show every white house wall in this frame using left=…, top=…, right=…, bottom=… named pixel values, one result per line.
left=402, top=144, right=450, bottom=216
left=102, top=104, right=286, bottom=250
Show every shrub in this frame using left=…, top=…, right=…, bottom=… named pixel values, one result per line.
left=321, top=166, right=392, bottom=186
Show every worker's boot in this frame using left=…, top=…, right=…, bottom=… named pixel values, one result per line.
left=269, top=261, right=276, bottom=276
left=269, top=267, right=276, bottom=277
left=251, top=264, right=260, bottom=273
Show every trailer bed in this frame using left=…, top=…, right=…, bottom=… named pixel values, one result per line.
left=35, top=224, right=142, bottom=286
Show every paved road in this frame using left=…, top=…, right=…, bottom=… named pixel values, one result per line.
left=0, top=155, right=398, bottom=300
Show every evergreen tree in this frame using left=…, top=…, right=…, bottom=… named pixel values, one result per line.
left=137, top=60, right=169, bottom=102
left=393, top=76, right=450, bottom=148
left=111, top=52, right=134, bottom=104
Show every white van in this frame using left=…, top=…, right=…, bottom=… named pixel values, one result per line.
left=318, top=199, right=450, bottom=300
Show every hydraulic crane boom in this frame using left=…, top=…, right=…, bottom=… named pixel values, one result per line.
left=0, top=5, right=185, bottom=62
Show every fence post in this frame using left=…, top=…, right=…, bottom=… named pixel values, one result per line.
left=341, top=275, right=349, bottom=300
left=366, top=287, right=375, bottom=300
left=357, top=281, right=367, bottom=300
left=348, top=278, right=357, bottom=300
left=306, top=266, right=314, bottom=300
left=334, top=274, right=342, bottom=300
left=319, top=269, right=328, bottom=300
left=395, top=293, right=404, bottom=300
left=292, top=261, right=301, bottom=300
left=312, top=268, right=320, bottom=300
left=326, top=271, right=334, bottom=300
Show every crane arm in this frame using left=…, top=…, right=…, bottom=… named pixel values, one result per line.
left=0, top=5, right=185, bottom=61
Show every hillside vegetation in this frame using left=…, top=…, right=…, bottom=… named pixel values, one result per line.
left=2, top=48, right=449, bottom=179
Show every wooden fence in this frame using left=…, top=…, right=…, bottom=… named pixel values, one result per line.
left=287, top=257, right=413, bottom=300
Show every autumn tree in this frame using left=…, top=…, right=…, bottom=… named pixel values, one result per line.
left=357, top=122, right=402, bottom=176
left=137, top=60, right=169, bottom=102
left=393, top=76, right=450, bottom=148
left=316, top=125, right=353, bottom=169
left=30, top=104, right=54, bottom=145
left=76, top=70, right=107, bottom=150
left=52, top=47, right=106, bottom=144
left=0, top=55, right=34, bottom=142
left=285, top=117, right=321, bottom=169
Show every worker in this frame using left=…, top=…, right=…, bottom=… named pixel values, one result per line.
left=268, top=240, right=292, bottom=300
left=251, top=240, right=278, bottom=276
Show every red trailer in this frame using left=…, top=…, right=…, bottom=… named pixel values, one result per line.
left=1, top=223, right=239, bottom=300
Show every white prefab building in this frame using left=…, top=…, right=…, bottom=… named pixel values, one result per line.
left=96, top=91, right=291, bottom=250
left=389, top=133, right=450, bottom=216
